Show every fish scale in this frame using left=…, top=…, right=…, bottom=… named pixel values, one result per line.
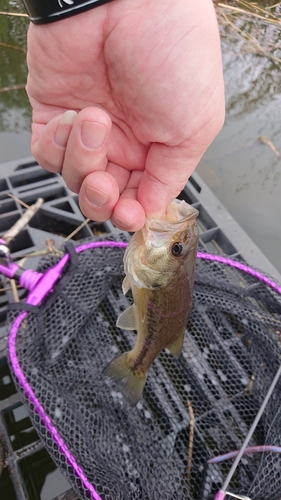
left=104, top=199, right=199, bottom=406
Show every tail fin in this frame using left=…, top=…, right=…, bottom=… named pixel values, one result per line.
left=103, top=352, right=147, bottom=407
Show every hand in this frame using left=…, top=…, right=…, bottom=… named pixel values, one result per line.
left=26, top=0, right=225, bottom=231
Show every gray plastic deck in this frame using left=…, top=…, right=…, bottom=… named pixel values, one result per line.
left=0, top=156, right=280, bottom=500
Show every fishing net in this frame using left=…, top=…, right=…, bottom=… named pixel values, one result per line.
left=5, top=234, right=281, bottom=500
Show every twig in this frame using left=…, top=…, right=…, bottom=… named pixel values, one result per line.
left=65, top=218, right=90, bottom=241
left=8, top=193, right=30, bottom=209
left=258, top=135, right=281, bottom=156
left=45, top=238, right=63, bottom=255
left=187, top=400, right=195, bottom=488
left=0, top=84, right=26, bottom=93
left=0, top=10, right=28, bottom=17
left=218, top=10, right=281, bottom=64
left=267, top=2, right=281, bottom=9
left=13, top=240, right=64, bottom=260
left=16, top=249, right=58, bottom=259
left=8, top=258, right=27, bottom=302
left=3, top=198, right=44, bottom=244
left=0, top=285, right=20, bottom=293
left=236, top=0, right=280, bottom=20
left=0, top=42, right=26, bottom=53
left=10, top=278, right=19, bottom=302
left=218, top=3, right=281, bottom=24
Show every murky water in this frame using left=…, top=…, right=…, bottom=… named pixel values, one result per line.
left=198, top=5, right=281, bottom=273
left=0, top=0, right=31, bottom=158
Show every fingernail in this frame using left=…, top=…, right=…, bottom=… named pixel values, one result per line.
left=85, top=185, right=109, bottom=208
left=55, top=110, right=77, bottom=146
left=81, top=122, right=107, bottom=149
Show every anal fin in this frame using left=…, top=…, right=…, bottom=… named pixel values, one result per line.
left=167, top=331, right=185, bottom=359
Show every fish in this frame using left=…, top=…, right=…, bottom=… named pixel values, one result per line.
left=103, top=199, right=199, bottom=406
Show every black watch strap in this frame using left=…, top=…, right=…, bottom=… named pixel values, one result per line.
left=22, top=0, right=113, bottom=24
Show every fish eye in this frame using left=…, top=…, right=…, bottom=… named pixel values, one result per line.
left=171, top=242, right=183, bottom=257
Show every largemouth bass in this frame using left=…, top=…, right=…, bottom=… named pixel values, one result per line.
left=104, top=199, right=199, bottom=406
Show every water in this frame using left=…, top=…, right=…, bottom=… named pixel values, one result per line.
left=197, top=9, right=281, bottom=273
left=0, top=0, right=31, bottom=159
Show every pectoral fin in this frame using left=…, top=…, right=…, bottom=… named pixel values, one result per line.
left=122, top=276, right=131, bottom=295
left=116, top=304, right=138, bottom=330
left=168, top=331, right=185, bottom=359
left=139, top=288, right=147, bottom=324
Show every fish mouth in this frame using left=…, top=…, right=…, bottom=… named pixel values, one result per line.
left=146, top=199, right=199, bottom=233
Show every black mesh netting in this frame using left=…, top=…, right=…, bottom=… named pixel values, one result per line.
left=6, top=234, right=281, bottom=500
